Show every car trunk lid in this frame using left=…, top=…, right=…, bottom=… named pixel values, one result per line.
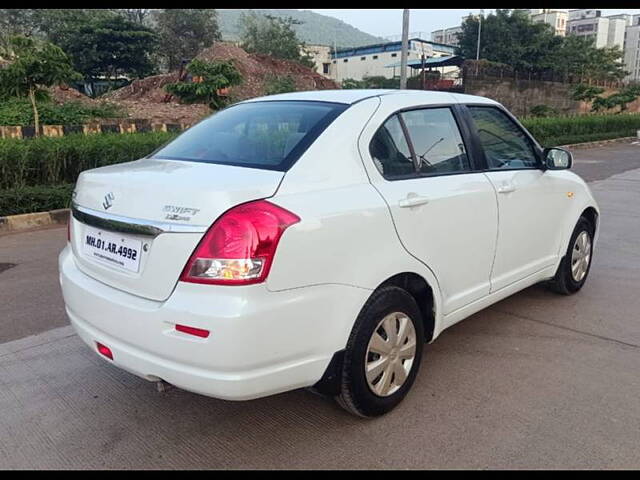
left=70, top=158, right=284, bottom=301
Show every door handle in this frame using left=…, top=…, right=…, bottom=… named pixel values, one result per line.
left=399, top=195, right=430, bottom=208
left=497, top=183, right=516, bottom=194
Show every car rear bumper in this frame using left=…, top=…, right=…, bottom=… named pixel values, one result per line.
left=59, top=245, right=370, bottom=400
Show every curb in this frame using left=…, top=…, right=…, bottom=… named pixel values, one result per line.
left=0, top=208, right=69, bottom=234
left=0, top=121, right=191, bottom=139
left=559, top=136, right=638, bottom=150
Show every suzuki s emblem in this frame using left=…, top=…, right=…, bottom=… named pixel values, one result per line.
left=103, top=192, right=115, bottom=210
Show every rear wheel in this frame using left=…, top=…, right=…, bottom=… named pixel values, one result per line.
left=336, top=286, right=424, bottom=417
left=548, top=217, right=594, bottom=295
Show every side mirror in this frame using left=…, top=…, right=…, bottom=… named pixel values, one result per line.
left=544, top=147, right=572, bottom=170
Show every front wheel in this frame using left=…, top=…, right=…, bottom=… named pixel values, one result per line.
left=548, top=216, right=594, bottom=295
left=336, top=286, right=424, bottom=417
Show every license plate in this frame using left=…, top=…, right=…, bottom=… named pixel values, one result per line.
left=82, top=227, right=142, bottom=273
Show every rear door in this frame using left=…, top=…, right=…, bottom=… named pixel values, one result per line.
left=366, top=105, right=498, bottom=315
left=463, top=105, right=568, bottom=291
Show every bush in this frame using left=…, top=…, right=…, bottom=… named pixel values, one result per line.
left=0, top=184, right=75, bottom=216
left=164, top=60, right=242, bottom=110
left=521, top=113, right=640, bottom=146
left=0, top=98, right=125, bottom=126
left=264, top=74, right=297, bottom=95
left=528, top=104, right=558, bottom=118
left=0, top=132, right=178, bottom=189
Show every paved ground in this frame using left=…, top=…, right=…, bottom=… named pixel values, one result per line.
left=0, top=141, right=639, bottom=469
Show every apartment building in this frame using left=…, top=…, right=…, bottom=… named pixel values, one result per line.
left=431, top=26, right=463, bottom=46
left=566, top=9, right=627, bottom=49
left=529, top=9, right=569, bottom=36
left=303, top=45, right=333, bottom=76
left=624, top=16, right=640, bottom=83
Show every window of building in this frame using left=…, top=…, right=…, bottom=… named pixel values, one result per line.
left=322, top=63, right=330, bottom=74
left=373, top=55, right=378, bottom=60
left=343, top=58, right=348, bottom=63
left=361, top=56, right=366, bottom=61
left=391, top=53, right=398, bottom=57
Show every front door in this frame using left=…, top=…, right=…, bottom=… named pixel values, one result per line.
left=465, top=105, right=567, bottom=291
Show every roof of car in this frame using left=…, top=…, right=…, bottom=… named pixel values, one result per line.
left=240, top=89, right=500, bottom=106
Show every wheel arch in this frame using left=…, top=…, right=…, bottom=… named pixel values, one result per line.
left=376, top=272, right=437, bottom=343
left=580, top=206, right=599, bottom=234
left=311, top=271, right=439, bottom=397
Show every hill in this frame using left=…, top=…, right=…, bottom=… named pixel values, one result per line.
left=217, top=9, right=385, bottom=49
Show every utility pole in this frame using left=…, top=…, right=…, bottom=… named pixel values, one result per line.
left=476, top=9, right=484, bottom=61
left=400, top=9, right=410, bottom=89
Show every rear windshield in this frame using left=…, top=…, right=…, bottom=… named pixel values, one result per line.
left=151, top=100, right=348, bottom=171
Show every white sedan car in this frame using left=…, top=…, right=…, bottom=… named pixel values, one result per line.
left=59, top=90, right=599, bottom=417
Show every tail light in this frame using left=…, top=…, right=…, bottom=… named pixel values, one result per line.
left=180, top=200, right=300, bottom=285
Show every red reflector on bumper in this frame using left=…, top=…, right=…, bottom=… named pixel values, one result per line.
left=96, top=342, right=113, bottom=360
left=175, top=324, right=210, bottom=338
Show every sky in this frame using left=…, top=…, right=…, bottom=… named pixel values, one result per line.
left=310, top=9, right=640, bottom=38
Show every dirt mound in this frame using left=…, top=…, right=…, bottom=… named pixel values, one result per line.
left=50, top=85, right=97, bottom=105
left=117, top=100, right=210, bottom=124
left=103, top=72, right=180, bottom=103
left=195, top=43, right=338, bottom=100
left=104, top=42, right=339, bottom=110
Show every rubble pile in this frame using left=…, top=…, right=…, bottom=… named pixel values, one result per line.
left=100, top=42, right=339, bottom=122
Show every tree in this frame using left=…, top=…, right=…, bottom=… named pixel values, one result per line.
left=570, top=84, right=605, bottom=103
left=0, top=36, right=81, bottom=135
left=115, top=9, right=154, bottom=26
left=30, top=9, right=114, bottom=47
left=240, top=13, right=315, bottom=68
left=164, top=59, right=242, bottom=110
left=0, top=9, right=43, bottom=47
left=457, top=9, right=627, bottom=83
left=457, top=10, right=561, bottom=71
left=56, top=15, right=158, bottom=84
left=154, top=9, right=221, bottom=71
left=591, top=85, right=640, bottom=113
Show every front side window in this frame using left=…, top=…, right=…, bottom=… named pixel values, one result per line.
left=151, top=101, right=346, bottom=171
left=468, top=107, right=539, bottom=170
left=369, top=115, right=415, bottom=179
left=401, top=108, right=470, bottom=175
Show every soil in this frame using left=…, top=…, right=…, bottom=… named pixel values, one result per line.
left=98, top=42, right=339, bottom=123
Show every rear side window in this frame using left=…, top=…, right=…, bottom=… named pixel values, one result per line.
left=369, top=115, right=415, bottom=179
left=151, top=101, right=347, bottom=171
left=468, top=107, right=539, bottom=169
left=401, top=108, right=470, bottom=175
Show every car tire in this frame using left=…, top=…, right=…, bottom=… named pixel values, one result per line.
left=336, top=286, right=424, bottom=418
left=548, top=216, right=595, bottom=295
